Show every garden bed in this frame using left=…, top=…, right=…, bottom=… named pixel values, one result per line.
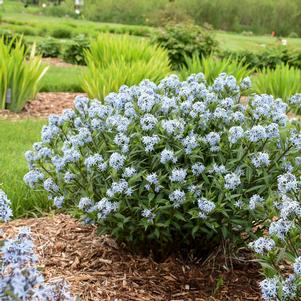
left=0, top=214, right=262, bottom=301
left=0, top=92, right=85, bottom=119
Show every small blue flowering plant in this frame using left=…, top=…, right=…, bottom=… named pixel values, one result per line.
left=249, top=172, right=301, bottom=301
left=23, top=72, right=301, bottom=256
left=0, top=190, right=75, bottom=300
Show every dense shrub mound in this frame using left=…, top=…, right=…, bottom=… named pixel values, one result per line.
left=153, top=24, right=218, bottom=68
left=24, top=73, right=301, bottom=259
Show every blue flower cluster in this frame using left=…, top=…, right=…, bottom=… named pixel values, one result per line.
left=0, top=190, right=74, bottom=301
left=0, top=227, right=75, bottom=301
left=0, top=190, right=12, bottom=223
left=249, top=168, right=301, bottom=300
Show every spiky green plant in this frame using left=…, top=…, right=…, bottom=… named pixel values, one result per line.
left=82, top=34, right=171, bottom=100
left=253, top=64, right=301, bottom=104
left=0, top=38, right=48, bottom=112
left=179, top=54, right=253, bottom=84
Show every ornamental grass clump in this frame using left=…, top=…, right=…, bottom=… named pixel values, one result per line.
left=0, top=37, right=48, bottom=112
left=253, top=64, right=301, bottom=114
left=82, top=33, right=171, bottom=100
left=24, top=72, right=301, bottom=257
left=179, top=54, right=253, bottom=85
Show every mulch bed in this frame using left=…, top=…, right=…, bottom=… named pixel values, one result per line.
left=41, top=57, right=76, bottom=68
left=0, top=92, right=85, bottom=119
left=0, top=214, right=262, bottom=301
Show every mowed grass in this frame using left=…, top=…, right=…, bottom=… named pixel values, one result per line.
left=215, top=31, right=301, bottom=52
left=0, top=119, right=51, bottom=218
left=40, top=65, right=85, bottom=92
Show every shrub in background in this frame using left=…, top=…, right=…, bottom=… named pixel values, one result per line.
left=253, top=64, right=301, bottom=111
left=153, top=24, right=218, bottom=69
left=52, top=27, right=73, bottom=39
left=241, top=31, right=254, bottom=36
left=24, top=73, right=301, bottom=259
left=179, top=54, right=253, bottom=84
left=14, top=26, right=37, bottom=37
left=146, top=1, right=193, bottom=27
left=82, top=33, right=170, bottom=100
left=63, top=35, right=90, bottom=65
left=221, top=48, right=301, bottom=70
left=37, top=37, right=61, bottom=58
left=0, top=38, right=48, bottom=112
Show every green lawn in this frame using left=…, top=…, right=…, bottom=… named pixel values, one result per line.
left=215, top=31, right=301, bottom=52
left=40, top=65, right=85, bottom=92
left=0, top=119, right=51, bottom=218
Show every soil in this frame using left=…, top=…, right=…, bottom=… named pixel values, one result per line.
left=0, top=214, right=263, bottom=301
left=41, top=57, right=76, bottom=68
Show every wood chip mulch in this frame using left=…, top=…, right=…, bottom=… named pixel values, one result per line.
left=0, top=214, right=263, bottom=301
left=41, top=58, right=76, bottom=68
left=0, top=92, right=86, bottom=119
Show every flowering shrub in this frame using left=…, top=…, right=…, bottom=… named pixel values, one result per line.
left=289, top=94, right=301, bottom=115
left=24, top=73, right=301, bottom=256
left=0, top=190, right=12, bottom=223
left=0, top=190, right=75, bottom=300
left=249, top=171, right=301, bottom=301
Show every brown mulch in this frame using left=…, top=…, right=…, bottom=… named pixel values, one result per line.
left=0, top=214, right=262, bottom=301
left=0, top=92, right=86, bottom=119
left=41, top=57, right=75, bottom=68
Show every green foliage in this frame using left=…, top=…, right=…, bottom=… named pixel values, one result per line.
left=241, top=31, right=254, bottom=36
left=0, top=119, right=50, bottom=218
left=81, top=0, right=165, bottom=25
left=40, top=65, right=84, bottom=92
left=37, top=37, right=61, bottom=58
left=14, top=26, right=37, bottom=36
left=253, top=64, right=301, bottom=107
left=179, top=54, right=253, bottom=84
left=51, top=27, right=73, bottom=39
left=142, top=1, right=193, bottom=26
left=82, top=34, right=171, bottom=99
left=186, top=0, right=301, bottom=36
left=221, top=48, right=301, bottom=70
left=0, top=38, right=48, bottom=112
left=153, top=24, right=218, bottom=68
left=41, top=2, right=77, bottom=18
left=63, top=35, right=90, bottom=65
